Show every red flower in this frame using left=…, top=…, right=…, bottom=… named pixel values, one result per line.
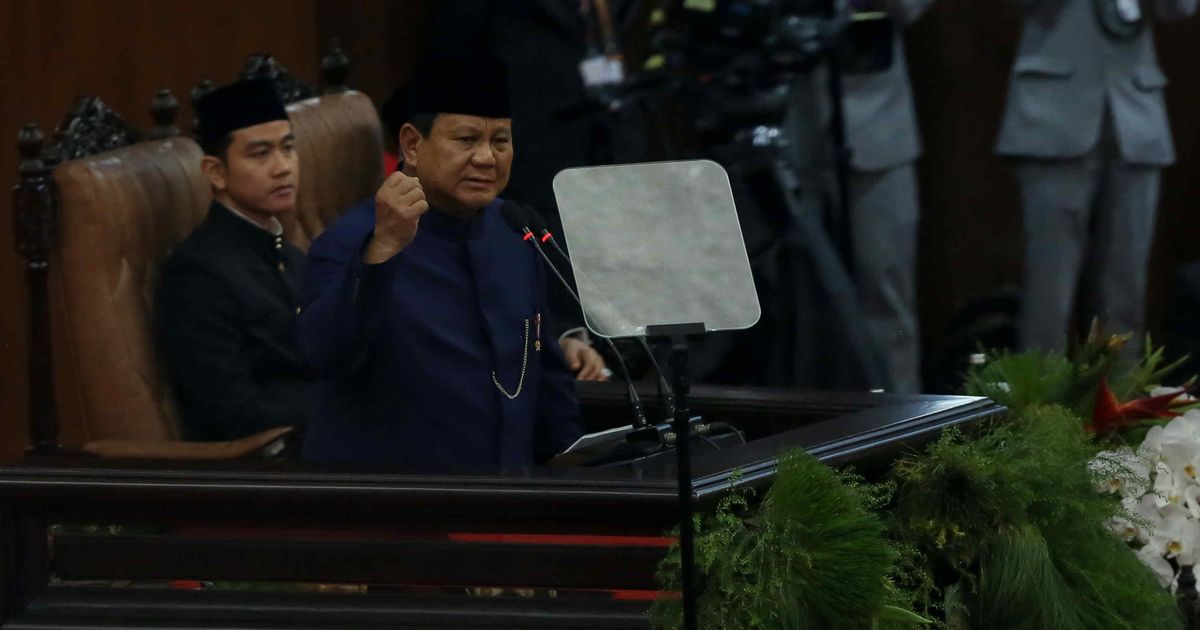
left=1087, top=377, right=1190, bottom=433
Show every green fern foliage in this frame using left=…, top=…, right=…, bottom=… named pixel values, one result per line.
left=651, top=450, right=898, bottom=630
left=892, top=405, right=1181, bottom=630
left=962, top=336, right=1190, bottom=422
left=963, top=351, right=1076, bottom=416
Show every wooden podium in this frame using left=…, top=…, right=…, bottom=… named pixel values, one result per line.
left=0, top=384, right=1002, bottom=629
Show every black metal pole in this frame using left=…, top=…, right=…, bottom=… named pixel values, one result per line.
left=825, top=30, right=854, bottom=277
left=669, top=333, right=697, bottom=630
left=1178, top=564, right=1198, bottom=629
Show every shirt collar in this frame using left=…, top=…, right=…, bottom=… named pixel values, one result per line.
left=418, top=201, right=498, bottom=242
left=220, top=201, right=284, bottom=236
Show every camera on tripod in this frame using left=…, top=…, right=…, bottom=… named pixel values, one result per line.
left=601, top=0, right=894, bottom=138
left=567, top=0, right=901, bottom=392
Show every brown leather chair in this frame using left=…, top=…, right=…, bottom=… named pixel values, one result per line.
left=44, top=91, right=383, bottom=458
left=285, top=91, right=385, bottom=250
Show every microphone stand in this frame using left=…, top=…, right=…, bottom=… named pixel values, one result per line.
left=538, top=230, right=676, bottom=421
left=521, top=228, right=648, bottom=428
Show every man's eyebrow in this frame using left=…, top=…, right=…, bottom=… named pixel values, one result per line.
left=281, top=132, right=296, bottom=142
left=244, top=139, right=274, bottom=151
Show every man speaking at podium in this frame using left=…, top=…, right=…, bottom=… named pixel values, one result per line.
left=297, top=57, right=584, bottom=469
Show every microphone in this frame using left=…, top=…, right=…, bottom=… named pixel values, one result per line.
left=521, top=204, right=676, bottom=421
left=521, top=206, right=569, bottom=262
left=500, top=201, right=649, bottom=429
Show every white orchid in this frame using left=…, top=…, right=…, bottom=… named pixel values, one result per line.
left=1162, top=411, right=1200, bottom=447
left=1187, top=486, right=1200, bottom=520
left=1146, top=503, right=1200, bottom=564
left=1131, top=493, right=1164, bottom=544
left=1140, top=425, right=1166, bottom=460
left=1107, top=496, right=1145, bottom=542
left=1149, top=386, right=1193, bottom=401
left=1152, top=461, right=1191, bottom=508
left=1159, top=444, right=1200, bottom=488
left=1138, top=544, right=1177, bottom=588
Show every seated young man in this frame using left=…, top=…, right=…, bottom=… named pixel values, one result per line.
left=297, top=57, right=584, bottom=469
left=157, top=79, right=318, bottom=440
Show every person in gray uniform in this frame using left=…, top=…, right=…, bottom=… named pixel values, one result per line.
left=842, top=1, right=933, bottom=394
left=997, top=0, right=1196, bottom=353
left=786, top=0, right=934, bottom=393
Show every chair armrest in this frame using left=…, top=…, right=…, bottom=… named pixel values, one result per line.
left=81, top=426, right=295, bottom=460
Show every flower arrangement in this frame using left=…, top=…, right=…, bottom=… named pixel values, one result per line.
left=653, top=330, right=1195, bottom=629
left=1093, top=397, right=1200, bottom=591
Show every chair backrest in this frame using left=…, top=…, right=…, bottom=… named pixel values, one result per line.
left=50, top=138, right=209, bottom=446
left=285, top=91, right=384, bottom=250
left=46, top=91, right=383, bottom=448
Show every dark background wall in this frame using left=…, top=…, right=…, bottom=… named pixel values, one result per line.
left=1, top=1, right=1197, bottom=463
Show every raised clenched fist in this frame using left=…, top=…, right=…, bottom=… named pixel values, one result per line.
left=363, top=172, right=429, bottom=264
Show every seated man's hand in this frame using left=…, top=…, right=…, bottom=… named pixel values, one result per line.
left=559, top=337, right=610, bottom=382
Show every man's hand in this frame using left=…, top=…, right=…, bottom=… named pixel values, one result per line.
left=364, top=172, right=428, bottom=264
left=560, top=337, right=610, bottom=382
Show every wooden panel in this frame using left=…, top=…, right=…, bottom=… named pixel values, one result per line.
left=1150, top=18, right=1200, bottom=338
left=53, top=534, right=665, bottom=589
left=9, top=587, right=653, bottom=629
left=906, top=1, right=1024, bottom=377
left=314, top=1, right=434, bottom=119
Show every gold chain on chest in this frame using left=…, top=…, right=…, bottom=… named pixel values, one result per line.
left=491, top=318, right=529, bottom=400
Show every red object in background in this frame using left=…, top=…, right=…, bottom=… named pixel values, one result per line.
left=446, top=533, right=672, bottom=547
left=1087, top=377, right=1190, bottom=433
left=168, top=580, right=207, bottom=590
left=612, top=589, right=670, bottom=601
left=383, top=150, right=399, bottom=178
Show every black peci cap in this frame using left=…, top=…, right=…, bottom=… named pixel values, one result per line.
left=380, top=84, right=412, bottom=139
left=410, top=56, right=511, bottom=119
left=194, top=78, right=289, bottom=152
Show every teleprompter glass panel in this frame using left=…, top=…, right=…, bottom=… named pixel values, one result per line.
left=553, top=160, right=761, bottom=338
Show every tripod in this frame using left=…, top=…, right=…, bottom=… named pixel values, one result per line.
left=697, top=122, right=890, bottom=391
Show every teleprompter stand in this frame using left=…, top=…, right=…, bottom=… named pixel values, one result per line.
left=645, top=321, right=707, bottom=630
left=554, top=159, right=764, bottom=630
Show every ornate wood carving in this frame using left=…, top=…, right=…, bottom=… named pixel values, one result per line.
left=12, top=124, right=61, bottom=453
left=40, top=97, right=140, bottom=167
left=238, top=54, right=316, bottom=104
left=148, top=88, right=180, bottom=140
left=320, top=39, right=350, bottom=94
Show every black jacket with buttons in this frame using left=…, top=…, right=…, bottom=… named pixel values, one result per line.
left=157, top=202, right=317, bottom=440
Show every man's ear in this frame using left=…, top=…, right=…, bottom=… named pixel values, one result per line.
left=200, top=155, right=227, bottom=192
left=398, top=123, right=423, bottom=169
